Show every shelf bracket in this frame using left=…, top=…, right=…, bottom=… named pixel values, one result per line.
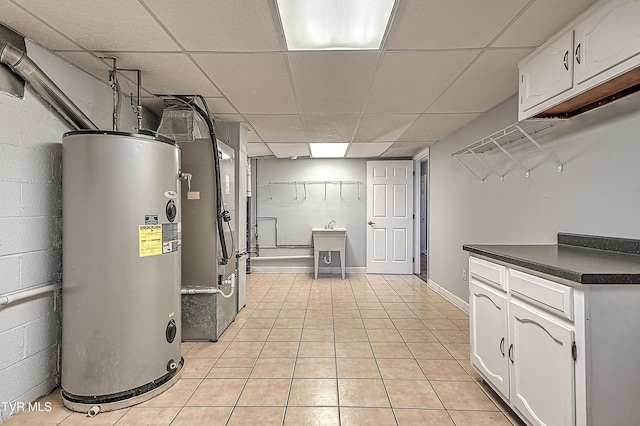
left=294, top=182, right=298, bottom=200
left=471, top=149, right=504, bottom=182
left=269, top=182, right=273, bottom=200
left=453, top=154, right=485, bottom=184
left=324, top=181, right=327, bottom=200
left=357, top=182, right=361, bottom=199
left=515, top=124, right=564, bottom=172
left=489, top=136, right=531, bottom=178
left=339, top=181, right=343, bottom=199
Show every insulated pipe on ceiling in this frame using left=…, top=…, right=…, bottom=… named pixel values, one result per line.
left=0, top=42, right=98, bottom=131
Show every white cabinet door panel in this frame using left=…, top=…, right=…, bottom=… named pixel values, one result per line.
left=574, top=0, right=640, bottom=85
left=509, top=301, right=575, bottom=426
left=470, top=280, right=509, bottom=399
left=520, top=31, right=574, bottom=112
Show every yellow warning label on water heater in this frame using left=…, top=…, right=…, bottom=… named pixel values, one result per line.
left=139, top=224, right=163, bottom=257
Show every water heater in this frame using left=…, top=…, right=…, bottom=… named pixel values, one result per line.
left=61, top=131, right=183, bottom=413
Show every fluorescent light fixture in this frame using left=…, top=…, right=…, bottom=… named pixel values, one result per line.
left=276, top=0, right=395, bottom=51
left=309, top=143, right=349, bottom=158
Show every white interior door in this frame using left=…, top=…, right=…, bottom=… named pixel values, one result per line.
left=366, top=160, right=414, bottom=274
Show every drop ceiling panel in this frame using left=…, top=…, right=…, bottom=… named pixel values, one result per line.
left=143, top=0, right=282, bottom=52
left=385, top=0, right=528, bottom=49
left=347, top=142, right=393, bottom=158
left=14, top=0, right=180, bottom=51
left=245, top=130, right=264, bottom=143
left=267, top=143, right=310, bottom=158
left=244, top=115, right=305, bottom=142
left=301, top=115, right=359, bottom=142
left=289, top=52, right=379, bottom=114
left=493, top=0, right=599, bottom=48
left=0, top=1, right=80, bottom=50
left=381, top=141, right=433, bottom=157
left=399, top=113, right=480, bottom=141
left=100, top=53, right=221, bottom=97
left=204, top=97, right=237, bottom=115
left=194, top=53, right=297, bottom=114
left=246, top=142, right=273, bottom=157
left=356, top=115, right=418, bottom=142
left=364, top=51, right=479, bottom=113
left=428, top=48, right=534, bottom=113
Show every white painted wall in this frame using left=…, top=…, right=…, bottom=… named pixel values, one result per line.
left=429, top=91, right=640, bottom=303
left=253, top=159, right=367, bottom=271
left=0, top=40, right=135, bottom=422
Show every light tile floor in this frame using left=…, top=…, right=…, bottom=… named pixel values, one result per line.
left=7, top=273, right=526, bottom=425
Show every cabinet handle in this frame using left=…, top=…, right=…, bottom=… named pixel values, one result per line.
left=563, top=51, right=569, bottom=70
left=500, top=338, right=505, bottom=356
left=575, top=43, right=581, bottom=65
left=508, top=344, right=514, bottom=364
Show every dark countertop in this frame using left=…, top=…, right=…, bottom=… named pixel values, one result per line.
left=463, top=233, right=640, bottom=284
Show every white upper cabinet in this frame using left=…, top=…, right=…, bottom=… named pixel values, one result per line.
left=518, top=0, right=640, bottom=121
left=574, top=0, right=640, bottom=85
left=520, top=31, right=574, bottom=113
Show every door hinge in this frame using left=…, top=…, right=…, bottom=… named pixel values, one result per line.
left=413, top=213, right=415, bottom=219
left=412, top=257, right=415, bottom=263
left=571, top=342, right=577, bottom=361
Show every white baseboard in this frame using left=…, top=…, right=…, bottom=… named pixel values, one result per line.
left=250, top=266, right=366, bottom=274
left=428, top=279, right=469, bottom=314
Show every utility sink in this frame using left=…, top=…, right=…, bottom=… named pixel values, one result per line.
left=312, top=228, right=347, bottom=279
left=312, top=228, right=347, bottom=251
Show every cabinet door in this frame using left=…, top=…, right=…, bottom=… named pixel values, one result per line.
left=509, top=301, right=575, bottom=426
left=574, top=0, right=640, bottom=85
left=469, top=280, right=509, bottom=398
left=519, top=31, right=574, bottom=113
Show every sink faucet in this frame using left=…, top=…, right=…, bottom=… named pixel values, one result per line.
left=326, top=220, right=336, bottom=229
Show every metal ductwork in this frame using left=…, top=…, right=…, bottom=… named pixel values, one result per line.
left=0, top=42, right=98, bottom=130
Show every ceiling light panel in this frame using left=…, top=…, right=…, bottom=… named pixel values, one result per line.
left=309, top=143, right=349, bottom=158
left=277, top=0, right=395, bottom=51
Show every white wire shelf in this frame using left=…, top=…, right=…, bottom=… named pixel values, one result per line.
left=451, top=119, right=565, bottom=184
left=267, top=180, right=363, bottom=200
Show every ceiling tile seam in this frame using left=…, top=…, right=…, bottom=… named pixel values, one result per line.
left=379, top=0, right=402, bottom=52
left=373, top=48, right=485, bottom=149
left=7, top=0, right=86, bottom=52
left=417, top=50, right=487, bottom=116
left=484, top=0, right=537, bottom=49
left=137, top=0, right=245, bottom=127
left=345, top=50, right=388, bottom=151
left=281, top=52, right=308, bottom=147
left=268, top=0, right=289, bottom=52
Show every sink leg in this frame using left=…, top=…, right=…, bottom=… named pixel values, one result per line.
left=314, top=249, right=319, bottom=280
left=340, top=249, right=345, bottom=279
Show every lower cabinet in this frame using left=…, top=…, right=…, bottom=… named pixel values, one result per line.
left=469, top=254, right=640, bottom=426
left=469, top=280, right=509, bottom=398
left=509, top=301, right=575, bottom=426
left=469, top=257, right=576, bottom=426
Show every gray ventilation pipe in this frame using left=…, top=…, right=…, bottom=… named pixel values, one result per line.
left=0, top=42, right=98, bottom=130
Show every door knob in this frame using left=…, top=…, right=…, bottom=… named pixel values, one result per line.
left=368, top=221, right=375, bottom=226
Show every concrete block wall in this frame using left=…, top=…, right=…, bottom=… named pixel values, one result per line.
left=0, top=40, right=135, bottom=422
